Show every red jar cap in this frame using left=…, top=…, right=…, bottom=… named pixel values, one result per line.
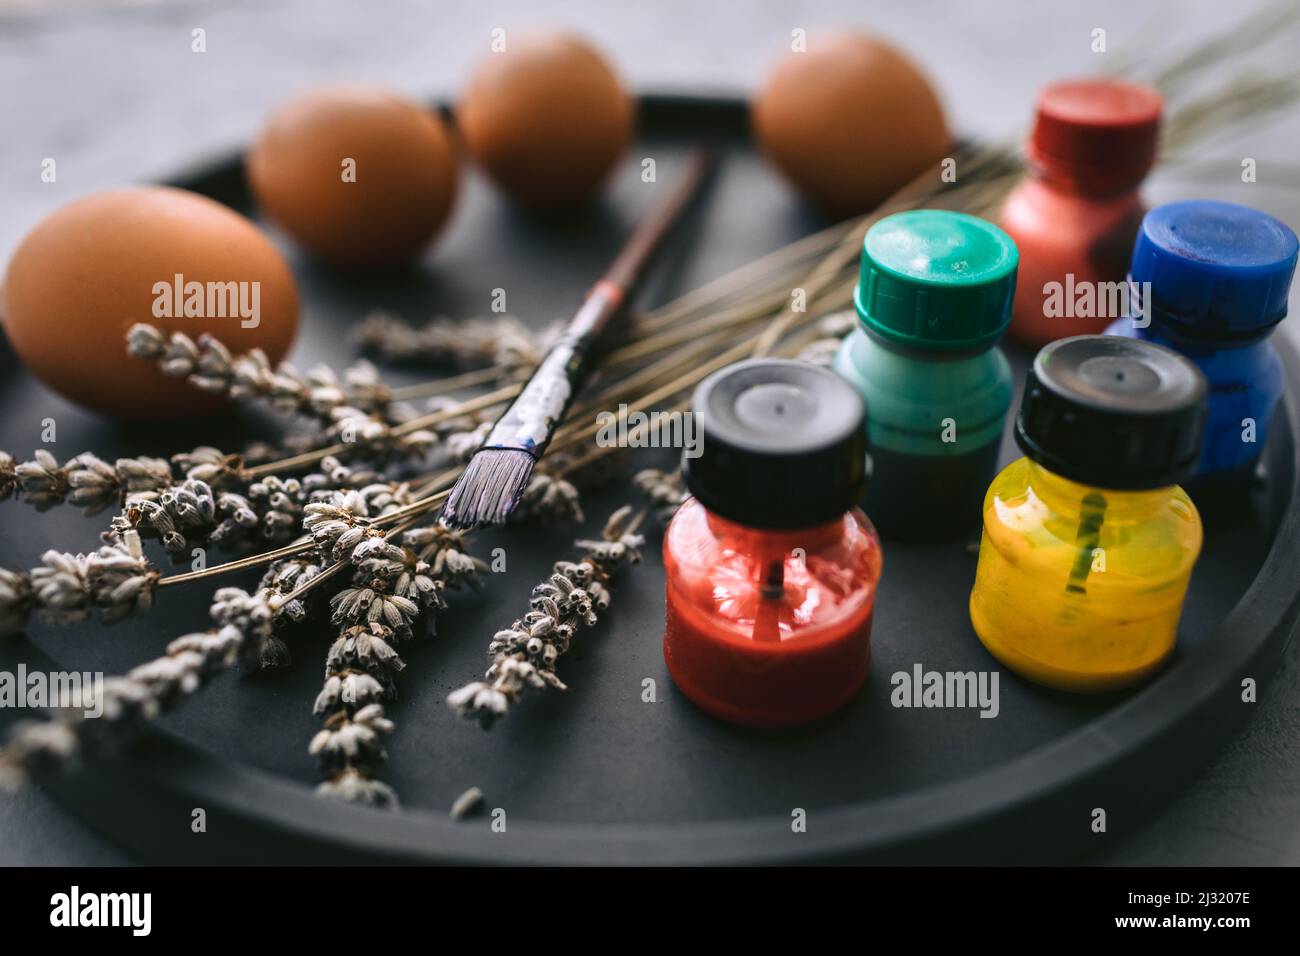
left=1028, top=78, right=1162, bottom=195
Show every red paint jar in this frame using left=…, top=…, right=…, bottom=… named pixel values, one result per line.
left=662, top=359, right=883, bottom=727
left=1001, top=78, right=1162, bottom=347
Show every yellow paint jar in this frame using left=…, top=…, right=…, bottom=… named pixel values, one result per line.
left=969, top=335, right=1208, bottom=692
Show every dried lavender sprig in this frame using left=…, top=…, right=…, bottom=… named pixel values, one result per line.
left=632, top=468, right=688, bottom=526
left=242, top=432, right=330, bottom=468
left=0, top=531, right=157, bottom=638
left=126, top=323, right=406, bottom=423
left=131, top=326, right=441, bottom=470
left=516, top=472, right=585, bottom=525
left=321, top=404, right=439, bottom=466
left=1, top=449, right=173, bottom=514
left=311, top=520, right=485, bottom=808
left=0, top=585, right=282, bottom=790
left=125, top=325, right=441, bottom=484
left=113, top=456, right=397, bottom=558
left=354, top=312, right=555, bottom=381
left=1, top=445, right=378, bottom=560
left=794, top=310, right=858, bottom=368
left=2, top=496, right=379, bottom=786
left=254, top=555, right=323, bottom=668
left=151, top=484, right=457, bottom=591
left=447, top=505, right=644, bottom=727
left=171, top=446, right=250, bottom=487
left=0, top=481, right=412, bottom=644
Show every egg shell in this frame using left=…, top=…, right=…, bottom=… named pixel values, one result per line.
left=457, top=32, right=633, bottom=208
left=3, top=186, right=299, bottom=421
left=248, top=86, right=459, bottom=268
left=753, top=32, right=951, bottom=216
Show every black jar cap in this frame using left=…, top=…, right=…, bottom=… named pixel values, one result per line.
left=1015, top=335, right=1207, bottom=490
left=683, top=359, right=866, bottom=529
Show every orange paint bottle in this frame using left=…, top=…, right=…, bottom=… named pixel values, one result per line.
left=662, top=360, right=883, bottom=727
left=1001, top=78, right=1162, bottom=347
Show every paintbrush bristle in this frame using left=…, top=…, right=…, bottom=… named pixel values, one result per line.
left=441, top=449, right=536, bottom=528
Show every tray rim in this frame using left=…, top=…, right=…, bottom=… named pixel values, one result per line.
left=22, top=92, right=1300, bottom=864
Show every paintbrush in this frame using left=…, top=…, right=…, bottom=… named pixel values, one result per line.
left=440, top=148, right=716, bottom=528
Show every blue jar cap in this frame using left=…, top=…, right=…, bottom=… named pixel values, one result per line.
left=1131, top=200, right=1298, bottom=339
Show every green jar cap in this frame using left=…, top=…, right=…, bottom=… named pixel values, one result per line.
left=854, top=210, right=1019, bottom=352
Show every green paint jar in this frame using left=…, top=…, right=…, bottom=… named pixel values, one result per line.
left=832, top=210, right=1019, bottom=541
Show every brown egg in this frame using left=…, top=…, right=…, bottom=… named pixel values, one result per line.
left=248, top=86, right=459, bottom=268
left=753, top=32, right=951, bottom=216
left=3, top=186, right=299, bottom=421
left=458, top=32, right=633, bottom=208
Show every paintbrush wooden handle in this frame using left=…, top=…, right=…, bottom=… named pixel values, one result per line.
left=481, top=149, right=715, bottom=456
left=602, top=148, right=715, bottom=293
left=567, top=147, right=716, bottom=347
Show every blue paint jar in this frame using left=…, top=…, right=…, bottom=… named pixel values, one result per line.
left=1107, top=200, right=1298, bottom=490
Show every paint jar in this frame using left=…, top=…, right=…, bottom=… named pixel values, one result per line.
left=832, top=209, right=1018, bottom=541
left=1001, top=78, right=1162, bottom=347
left=969, top=335, right=1207, bottom=693
left=1106, top=200, right=1299, bottom=498
left=663, top=359, right=882, bottom=727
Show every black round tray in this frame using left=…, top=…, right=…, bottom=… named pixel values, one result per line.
left=2, top=95, right=1297, bottom=864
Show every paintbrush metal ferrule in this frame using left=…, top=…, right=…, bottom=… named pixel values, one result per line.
left=441, top=332, right=591, bottom=528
